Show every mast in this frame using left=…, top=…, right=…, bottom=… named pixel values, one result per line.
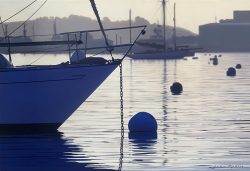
left=53, top=19, right=57, bottom=36
left=173, top=3, right=177, bottom=50
left=23, top=23, right=27, bottom=37
left=0, top=17, right=6, bottom=38
left=162, top=0, right=166, bottom=52
left=32, top=21, right=35, bottom=41
left=4, top=24, right=8, bottom=37
left=129, top=9, right=132, bottom=44
left=116, top=34, right=118, bottom=45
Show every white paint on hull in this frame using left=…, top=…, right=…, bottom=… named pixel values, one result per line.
left=0, top=63, right=118, bottom=125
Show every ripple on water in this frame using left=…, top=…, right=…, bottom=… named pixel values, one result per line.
left=1, top=53, right=250, bottom=171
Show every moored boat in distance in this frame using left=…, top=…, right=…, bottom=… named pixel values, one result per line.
left=128, top=50, right=186, bottom=60
left=128, top=1, right=196, bottom=60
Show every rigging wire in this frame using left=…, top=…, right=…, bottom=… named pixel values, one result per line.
left=0, top=0, right=48, bottom=42
left=28, top=45, right=67, bottom=65
left=28, top=42, right=78, bottom=65
left=121, top=27, right=146, bottom=61
left=166, top=0, right=174, bottom=38
left=0, top=0, right=38, bottom=24
left=153, top=4, right=162, bottom=24
left=89, top=0, right=114, bottom=60
left=88, top=49, right=107, bottom=58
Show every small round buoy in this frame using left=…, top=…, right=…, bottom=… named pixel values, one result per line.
left=128, top=112, right=157, bottom=132
left=227, top=67, right=236, bottom=76
left=236, top=64, right=242, bottom=69
left=213, top=57, right=218, bottom=65
left=170, top=82, right=183, bottom=95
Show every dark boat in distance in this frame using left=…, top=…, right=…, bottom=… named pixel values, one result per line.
left=128, top=1, right=196, bottom=60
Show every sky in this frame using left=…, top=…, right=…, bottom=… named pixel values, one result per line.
left=1, top=0, right=250, bottom=33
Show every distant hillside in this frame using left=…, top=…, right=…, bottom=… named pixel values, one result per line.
left=1, top=15, right=196, bottom=43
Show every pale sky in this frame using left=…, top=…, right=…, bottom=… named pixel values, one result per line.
left=1, top=0, right=250, bottom=33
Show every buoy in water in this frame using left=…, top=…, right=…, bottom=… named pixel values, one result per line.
left=236, top=64, right=242, bottom=69
left=128, top=112, right=157, bottom=132
left=227, top=67, right=236, bottom=76
left=170, top=82, right=183, bottom=95
left=212, top=56, right=218, bottom=65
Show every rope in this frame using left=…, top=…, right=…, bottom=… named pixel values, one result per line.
left=118, top=63, right=124, bottom=171
left=88, top=49, right=106, bottom=58
left=0, top=0, right=38, bottom=24
left=28, top=42, right=77, bottom=65
left=121, top=28, right=146, bottom=61
left=28, top=45, right=67, bottom=65
left=89, top=0, right=114, bottom=60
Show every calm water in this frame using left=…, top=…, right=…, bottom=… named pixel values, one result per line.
left=1, top=53, right=250, bottom=171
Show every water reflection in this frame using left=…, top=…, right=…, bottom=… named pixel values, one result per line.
left=5, top=54, right=250, bottom=171
left=128, top=132, right=158, bottom=166
left=162, top=60, right=169, bottom=165
left=129, top=132, right=157, bottom=149
left=0, top=132, right=113, bottom=171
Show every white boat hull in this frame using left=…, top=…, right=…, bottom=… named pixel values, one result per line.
left=128, top=51, right=187, bottom=59
left=0, top=63, right=118, bottom=132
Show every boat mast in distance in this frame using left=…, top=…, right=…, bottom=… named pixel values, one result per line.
left=173, top=3, right=177, bottom=51
left=162, top=0, right=166, bottom=52
left=129, top=9, right=132, bottom=44
left=23, top=23, right=27, bottom=37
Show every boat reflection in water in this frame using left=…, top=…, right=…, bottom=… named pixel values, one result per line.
left=0, top=132, right=114, bottom=171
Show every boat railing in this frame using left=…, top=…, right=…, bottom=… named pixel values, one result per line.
left=0, top=25, right=146, bottom=63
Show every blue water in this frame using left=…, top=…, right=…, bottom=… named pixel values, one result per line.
left=1, top=53, right=250, bottom=171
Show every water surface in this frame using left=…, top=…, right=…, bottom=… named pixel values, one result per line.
left=1, top=53, right=250, bottom=171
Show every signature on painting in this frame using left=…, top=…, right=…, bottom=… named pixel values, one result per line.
left=210, top=164, right=245, bottom=169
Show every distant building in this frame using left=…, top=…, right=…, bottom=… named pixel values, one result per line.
left=199, top=11, right=250, bottom=52
left=234, top=11, right=250, bottom=23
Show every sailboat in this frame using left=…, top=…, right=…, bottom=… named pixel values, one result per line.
left=0, top=0, right=146, bottom=133
left=128, top=1, right=193, bottom=60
